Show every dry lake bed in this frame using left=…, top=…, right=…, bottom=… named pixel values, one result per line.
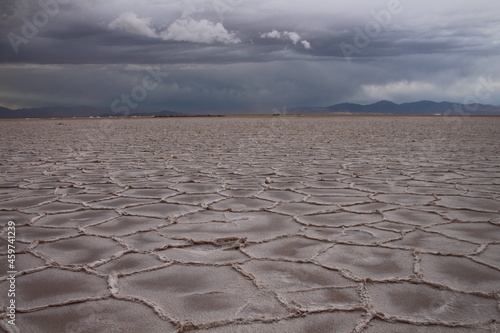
left=0, top=115, right=499, bottom=332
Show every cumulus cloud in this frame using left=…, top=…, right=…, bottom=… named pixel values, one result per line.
left=109, top=12, right=240, bottom=44
left=161, top=18, right=240, bottom=44
left=109, top=12, right=157, bottom=38
left=301, top=40, right=311, bottom=49
left=260, top=29, right=282, bottom=39
left=283, top=31, right=301, bottom=44
left=260, top=29, right=311, bottom=49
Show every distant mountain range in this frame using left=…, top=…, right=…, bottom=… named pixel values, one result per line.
left=1, top=101, right=500, bottom=118
left=292, top=100, right=500, bottom=115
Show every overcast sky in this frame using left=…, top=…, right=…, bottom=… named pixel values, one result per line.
left=0, top=0, right=499, bottom=113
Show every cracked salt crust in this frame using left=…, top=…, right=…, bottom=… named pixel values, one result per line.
left=0, top=116, right=499, bottom=332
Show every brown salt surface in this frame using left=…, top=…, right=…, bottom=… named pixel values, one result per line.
left=166, top=193, right=225, bottom=205
left=383, top=208, right=449, bottom=226
left=0, top=237, right=32, bottom=254
left=354, top=183, right=408, bottom=193
left=1, top=116, right=499, bottom=332
left=0, top=189, right=53, bottom=200
left=369, top=221, right=415, bottom=233
left=238, top=260, right=356, bottom=291
left=372, top=193, right=435, bottom=205
left=441, top=209, right=500, bottom=222
left=0, top=253, right=46, bottom=278
left=385, top=230, right=480, bottom=255
left=474, top=243, right=500, bottom=268
left=367, top=282, right=500, bottom=324
left=34, top=209, right=119, bottom=227
left=21, top=201, right=84, bottom=214
left=306, top=180, right=352, bottom=188
left=256, top=190, right=305, bottom=202
left=242, top=236, right=331, bottom=260
left=176, top=210, right=233, bottom=224
left=87, top=197, right=157, bottom=209
left=296, top=211, right=383, bottom=227
left=211, top=197, right=274, bottom=211
left=94, top=253, right=166, bottom=275
left=219, top=189, right=260, bottom=197
left=434, top=196, right=500, bottom=212
left=428, top=222, right=500, bottom=243
left=172, top=182, right=224, bottom=194
left=342, top=202, right=399, bottom=213
left=15, top=299, right=177, bottom=332
left=267, top=182, right=306, bottom=190
left=420, top=254, right=500, bottom=294
left=315, top=244, right=414, bottom=280
left=304, top=195, right=370, bottom=206
left=362, top=318, right=495, bottom=332
left=158, top=244, right=248, bottom=264
left=121, top=231, right=189, bottom=251
left=277, top=287, right=361, bottom=311
left=270, top=202, right=336, bottom=216
left=119, top=188, right=178, bottom=199
left=304, top=225, right=401, bottom=245
left=35, top=235, right=124, bottom=265
left=59, top=193, right=116, bottom=203
left=117, top=265, right=289, bottom=325
left=0, top=268, right=108, bottom=309
left=160, top=211, right=301, bottom=242
left=122, top=202, right=202, bottom=218
left=405, top=186, right=465, bottom=195
left=196, top=311, right=365, bottom=332
left=15, top=226, right=79, bottom=242
left=0, top=195, right=57, bottom=210
left=297, top=188, right=368, bottom=196
left=85, top=216, right=168, bottom=236
left=0, top=211, right=37, bottom=226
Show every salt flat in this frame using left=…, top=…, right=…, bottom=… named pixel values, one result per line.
left=0, top=116, right=499, bottom=332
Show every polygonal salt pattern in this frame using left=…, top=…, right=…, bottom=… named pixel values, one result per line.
left=315, top=244, right=414, bottom=280
left=121, top=231, right=189, bottom=251
left=427, top=222, right=500, bottom=244
left=117, top=265, right=289, bottom=325
left=159, top=211, right=301, bottom=243
left=35, top=235, right=125, bottom=265
left=15, top=299, right=178, bottom=332
left=296, top=211, right=384, bottom=227
left=362, top=319, right=495, bottom=332
left=242, top=236, right=331, bottom=261
left=1, top=116, right=499, bottom=332
left=304, top=225, right=401, bottom=245
left=383, top=208, right=449, bottom=226
left=94, top=253, right=166, bottom=275
left=196, top=311, right=365, bottom=332
left=85, top=216, right=169, bottom=237
left=122, top=202, right=202, bottom=218
left=384, top=230, right=480, bottom=255
left=0, top=268, right=108, bottom=309
left=367, top=282, right=500, bottom=324
left=238, top=260, right=356, bottom=292
left=157, top=244, right=249, bottom=264
left=434, top=196, right=500, bottom=212
left=211, top=197, right=274, bottom=211
left=34, top=209, right=120, bottom=227
left=420, top=254, right=500, bottom=294
left=277, top=287, right=361, bottom=311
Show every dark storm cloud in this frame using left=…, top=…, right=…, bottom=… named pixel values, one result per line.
left=1, top=0, right=499, bottom=112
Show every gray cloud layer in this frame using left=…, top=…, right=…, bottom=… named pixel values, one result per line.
left=0, top=0, right=499, bottom=112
